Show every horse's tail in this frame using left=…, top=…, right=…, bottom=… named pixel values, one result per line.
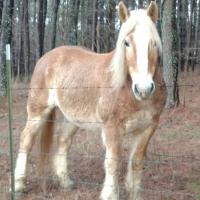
left=39, top=108, right=55, bottom=171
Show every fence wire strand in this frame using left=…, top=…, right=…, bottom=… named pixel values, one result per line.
left=0, top=81, right=200, bottom=199
left=0, top=82, right=199, bottom=92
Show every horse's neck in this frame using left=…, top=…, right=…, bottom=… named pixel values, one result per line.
left=97, top=50, right=115, bottom=85
left=101, top=50, right=115, bottom=66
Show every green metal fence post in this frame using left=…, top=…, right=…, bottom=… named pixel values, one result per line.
left=6, top=44, right=15, bottom=200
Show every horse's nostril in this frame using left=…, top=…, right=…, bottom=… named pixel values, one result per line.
left=150, top=83, right=155, bottom=93
left=134, top=84, right=140, bottom=95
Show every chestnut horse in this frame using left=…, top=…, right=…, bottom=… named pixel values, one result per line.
left=14, top=1, right=166, bottom=200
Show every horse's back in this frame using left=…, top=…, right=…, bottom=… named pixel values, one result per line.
left=27, top=46, right=112, bottom=123
left=31, top=46, right=110, bottom=87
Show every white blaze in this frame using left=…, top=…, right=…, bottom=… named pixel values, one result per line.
left=134, top=26, right=150, bottom=76
left=130, top=25, right=155, bottom=96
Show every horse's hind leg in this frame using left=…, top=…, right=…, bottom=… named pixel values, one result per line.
left=15, top=107, right=53, bottom=192
left=54, top=123, right=78, bottom=189
left=125, top=125, right=157, bottom=200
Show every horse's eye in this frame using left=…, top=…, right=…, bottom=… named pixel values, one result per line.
left=125, top=40, right=130, bottom=47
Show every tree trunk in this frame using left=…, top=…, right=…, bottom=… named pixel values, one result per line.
left=196, top=0, right=200, bottom=65
left=177, top=0, right=182, bottom=71
left=0, top=0, right=3, bottom=29
left=60, top=0, right=68, bottom=44
left=105, top=0, right=116, bottom=52
left=32, top=0, right=37, bottom=73
left=131, top=0, right=137, bottom=9
left=50, top=0, right=60, bottom=49
left=16, top=0, right=24, bottom=80
left=66, top=0, right=80, bottom=45
left=156, top=0, right=162, bottom=37
left=190, top=0, right=197, bottom=71
left=162, top=0, right=179, bottom=108
left=84, top=0, right=93, bottom=48
left=97, top=0, right=105, bottom=51
left=179, top=0, right=188, bottom=71
left=185, top=0, right=194, bottom=71
left=138, top=0, right=143, bottom=9
left=91, top=0, right=97, bottom=51
left=23, top=0, right=30, bottom=80
left=80, top=0, right=86, bottom=46
left=96, top=20, right=100, bottom=52
left=0, top=0, right=14, bottom=96
left=73, top=0, right=80, bottom=45
left=37, top=0, right=47, bottom=58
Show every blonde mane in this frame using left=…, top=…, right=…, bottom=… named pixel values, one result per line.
left=110, top=9, right=162, bottom=90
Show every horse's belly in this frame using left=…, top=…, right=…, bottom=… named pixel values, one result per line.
left=57, top=101, right=102, bottom=131
left=63, top=112, right=102, bottom=131
left=125, top=110, right=153, bottom=134
left=57, top=108, right=102, bottom=131
left=55, top=87, right=103, bottom=131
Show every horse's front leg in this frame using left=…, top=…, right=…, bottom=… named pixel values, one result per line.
left=126, top=124, right=157, bottom=200
left=100, top=123, right=122, bottom=200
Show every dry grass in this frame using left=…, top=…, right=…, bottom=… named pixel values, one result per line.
left=0, top=70, right=200, bottom=199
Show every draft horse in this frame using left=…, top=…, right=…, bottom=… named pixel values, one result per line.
left=14, top=1, right=166, bottom=199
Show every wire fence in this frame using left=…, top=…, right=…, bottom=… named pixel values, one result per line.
left=1, top=98, right=199, bottom=200
left=1, top=46, right=200, bottom=200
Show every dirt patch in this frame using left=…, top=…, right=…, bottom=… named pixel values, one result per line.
left=0, top=71, right=200, bottom=200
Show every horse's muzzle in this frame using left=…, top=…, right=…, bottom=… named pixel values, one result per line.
left=133, top=82, right=155, bottom=100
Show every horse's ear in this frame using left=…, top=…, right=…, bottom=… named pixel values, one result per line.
left=117, top=1, right=130, bottom=23
left=147, top=1, right=159, bottom=23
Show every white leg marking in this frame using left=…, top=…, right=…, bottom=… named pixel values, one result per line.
left=54, top=153, right=67, bottom=177
left=101, top=168, right=119, bottom=200
left=54, top=153, right=74, bottom=188
left=48, top=88, right=57, bottom=107
left=14, top=152, right=27, bottom=191
left=101, top=132, right=119, bottom=200
left=54, top=124, right=77, bottom=189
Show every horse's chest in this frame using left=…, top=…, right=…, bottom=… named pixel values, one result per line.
left=125, top=110, right=154, bottom=134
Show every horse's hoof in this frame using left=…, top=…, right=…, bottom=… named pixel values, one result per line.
left=100, top=187, right=119, bottom=200
left=9, top=181, right=27, bottom=199
left=15, top=190, right=27, bottom=198
left=60, top=178, right=76, bottom=190
left=12, top=179, right=26, bottom=193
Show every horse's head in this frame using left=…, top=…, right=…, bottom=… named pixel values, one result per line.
left=111, top=1, right=162, bottom=101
